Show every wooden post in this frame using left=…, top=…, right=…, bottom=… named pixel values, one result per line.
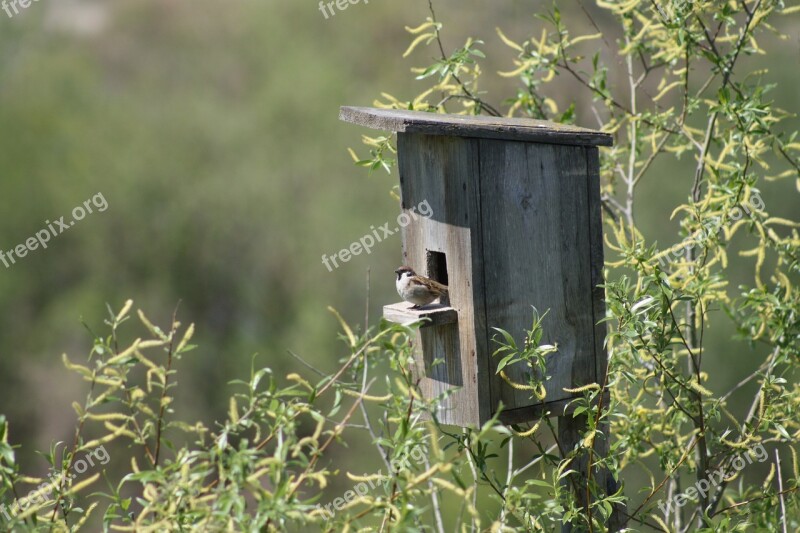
left=559, top=416, right=625, bottom=532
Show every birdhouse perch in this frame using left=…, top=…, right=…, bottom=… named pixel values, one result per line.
left=340, top=107, right=613, bottom=427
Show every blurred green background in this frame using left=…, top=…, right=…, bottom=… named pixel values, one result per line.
left=0, top=0, right=797, bottom=526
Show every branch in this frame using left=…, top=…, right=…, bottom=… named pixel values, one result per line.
left=427, top=0, right=501, bottom=117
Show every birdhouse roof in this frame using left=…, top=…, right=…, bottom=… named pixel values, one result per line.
left=340, top=106, right=612, bottom=147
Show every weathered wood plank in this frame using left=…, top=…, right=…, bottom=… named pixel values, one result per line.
left=420, top=323, right=463, bottom=422
left=499, top=392, right=610, bottom=425
left=396, top=132, right=491, bottom=426
left=340, top=107, right=613, bottom=147
left=585, top=147, right=609, bottom=387
left=479, top=141, right=596, bottom=413
left=383, top=301, right=458, bottom=328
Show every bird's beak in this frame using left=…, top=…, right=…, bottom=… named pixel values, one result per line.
left=394, top=269, right=402, bottom=275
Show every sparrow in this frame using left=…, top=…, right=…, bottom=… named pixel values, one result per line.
left=395, top=266, right=448, bottom=309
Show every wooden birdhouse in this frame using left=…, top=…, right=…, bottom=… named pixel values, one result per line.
left=340, top=107, right=613, bottom=427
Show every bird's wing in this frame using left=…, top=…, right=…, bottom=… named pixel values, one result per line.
left=413, top=276, right=448, bottom=295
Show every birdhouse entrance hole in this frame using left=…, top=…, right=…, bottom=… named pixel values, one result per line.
left=426, top=251, right=449, bottom=306
left=426, top=250, right=448, bottom=285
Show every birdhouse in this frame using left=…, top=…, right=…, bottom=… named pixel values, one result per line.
left=340, top=107, right=613, bottom=427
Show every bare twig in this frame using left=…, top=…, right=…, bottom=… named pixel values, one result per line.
left=620, top=434, right=700, bottom=528
left=775, top=449, right=788, bottom=533
left=499, top=437, right=514, bottom=525
left=154, top=303, right=182, bottom=467
left=422, top=454, right=446, bottom=533
left=713, top=487, right=798, bottom=516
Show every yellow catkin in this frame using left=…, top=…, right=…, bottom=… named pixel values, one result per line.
left=720, top=435, right=754, bottom=449
left=766, top=217, right=800, bottom=227
left=775, top=271, right=792, bottom=300
left=688, top=380, right=713, bottom=397
left=763, top=463, right=776, bottom=488
left=403, top=32, right=435, bottom=58
left=78, top=424, right=133, bottom=451
left=405, top=21, right=435, bottom=34
left=65, top=473, right=101, bottom=496
left=651, top=514, right=672, bottom=533
left=496, top=28, right=524, bottom=52
left=102, top=421, right=138, bottom=441
left=410, top=463, right=448, bottom=487
left=513, top=421, right=541, bottom=438
left=346, top=472, right=385, bottom=483
left=427, top=421, right=442, bottom=459
left=286, top=373, right=313, bottom=391
left=563, top=383, right=600, bottom=393
left=499, top=370, right=538, bottom=391
left=106, top=340, right=140, bottom=365
left=341, top=388, right=392, bottom=402
left=431, top=477, right=466, bottom=497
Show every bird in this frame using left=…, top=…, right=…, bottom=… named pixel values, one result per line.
left=395, top=266, right=448, bottom=309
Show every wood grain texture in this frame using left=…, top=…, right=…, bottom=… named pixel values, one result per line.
left=479, top=141, right=596, bottom=414
left=397, top=132, right=491, bottom=426
left=585, top=147, right=609, bottom=387
left=558, top=150, right=621, bottom=532
left=420, top=323, right=463, bottom=423
left=499, top=392, right=610, bottom=425
left=340, top=107, right=613, bottom=147
left=383, top=302, right=458, bottom=328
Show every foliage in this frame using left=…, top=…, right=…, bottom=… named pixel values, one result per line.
left=357, top=0, right=800, bottom=530
left=0, top=302, right=437, bottom=531
left=493, top=309, right=557, bottom=402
